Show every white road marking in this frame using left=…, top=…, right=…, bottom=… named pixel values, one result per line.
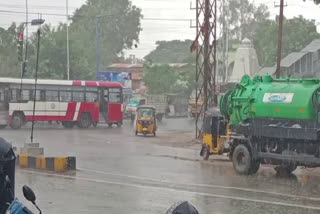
left=73, top=102, right=80, bottom=120
left=19, top=169, right=320, bottom=210
left=78, top=168, right=320, bottom=202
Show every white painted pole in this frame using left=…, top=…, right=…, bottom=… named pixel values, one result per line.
left=66, top=0, right=70, bottom=80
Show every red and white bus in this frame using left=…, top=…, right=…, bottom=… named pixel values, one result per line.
left=0, top=78, right=123, bottom=129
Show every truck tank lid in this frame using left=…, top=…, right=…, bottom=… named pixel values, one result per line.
left=261, top=74, right=272, bottom=83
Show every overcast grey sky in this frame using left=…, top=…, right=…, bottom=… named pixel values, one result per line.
left=0, top=0, right=319, bottom=58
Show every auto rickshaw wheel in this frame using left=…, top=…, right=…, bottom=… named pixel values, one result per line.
left=202, top=145, right=210, bottom=160
left=153, top=132, right=156, bottom=137
left=135, top=130, right=138, bottom=136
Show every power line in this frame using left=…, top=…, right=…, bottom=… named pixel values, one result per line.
left=0, top=9, right=194, bottom=22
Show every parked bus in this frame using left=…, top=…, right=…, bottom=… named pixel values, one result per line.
left=0, top=78, right=123, bottom=129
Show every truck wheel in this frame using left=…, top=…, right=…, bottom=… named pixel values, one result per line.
left=116, top=122, right=122, bottom=127
left=249, top=160, right=260, bottom=174
left=78, top=113, right=92, bottom=128
left=275, top=164, right=297, bottom=174
left=232, top=144, right=252, bottom=175
left=62, top=121, right=76, bottom=129
left=202, top=145, right=210, bottom=160
left=10, top=113, right=23, bottom=129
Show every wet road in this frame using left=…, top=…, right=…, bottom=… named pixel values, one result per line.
left=3, top=119, right=320, bottom=214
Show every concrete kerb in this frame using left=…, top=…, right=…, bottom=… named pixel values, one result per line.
left=17, top=153, right=76, bottom=172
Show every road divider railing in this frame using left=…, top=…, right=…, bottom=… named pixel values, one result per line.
left=17, top=153, right=76, bottom=172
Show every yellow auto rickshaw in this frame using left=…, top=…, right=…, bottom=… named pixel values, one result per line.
left=135, top=105, right=157, bottom=136
left=200, top=109, right=230, bottom=160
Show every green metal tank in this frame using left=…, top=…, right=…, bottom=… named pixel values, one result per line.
left=220, top=74, right=320, bottom=125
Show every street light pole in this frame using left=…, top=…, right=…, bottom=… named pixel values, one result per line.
left=95, top=14, right=112, bottom=80
left=66, top=0, right=70, bottom=80
left=95, top=17, right=100, bottom=80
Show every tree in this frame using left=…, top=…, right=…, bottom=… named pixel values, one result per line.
left=0, top=23, right=22, bottom=78
left=143, top=64, right=194, bottom=95
left=69, top=0, right=142, bottom=79
left=26, top=24, right=69, bottom=79
left=0, top=0, right=142, bottom=80
left=144, top=40, right=195, bottom=63
left=228, top=0, right=269, bottom=40
left=253, top=16, right=320, bottom=66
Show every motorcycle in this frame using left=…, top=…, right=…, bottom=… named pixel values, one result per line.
left=5, top=176, right=42, bottom=214
left=0, top=137, right=41, bottom=214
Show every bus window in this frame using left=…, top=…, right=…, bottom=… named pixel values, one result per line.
left=10, top=89, right=18, bottom=102
left=86, top=92, right=98, bottom=102
left=73, top=91, right=85, bottom=102
left=59, top=91, right=72, bottom=102
left=109, top=88, right=121, bottom=103
left=0, top=90, right=5, bottom=102
left=46, top=90, right=59, bottom=102
left=20, top=90, right=30, bottom=101
left=30, top=90, right=45, bottom=101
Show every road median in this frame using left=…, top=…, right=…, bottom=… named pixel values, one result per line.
left=17, top=153, right=76, bottom=172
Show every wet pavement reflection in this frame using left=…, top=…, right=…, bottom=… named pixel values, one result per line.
left=3, top=118, right=320, bottom=213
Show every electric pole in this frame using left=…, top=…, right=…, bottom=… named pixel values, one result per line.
left=190, top=0, right=217, bottom=138
left=276, top=0, right=285, bottom=78
left=66, top=0, right=70, bottom=80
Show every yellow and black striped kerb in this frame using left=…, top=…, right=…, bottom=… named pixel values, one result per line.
left=18, top=153, right=76, bottom=172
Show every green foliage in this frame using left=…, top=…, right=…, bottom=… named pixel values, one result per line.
left=253, top=16, right=320, bottom=66
left=0, top=23, right=21, bottom=78
left=0, top=0, right=142, bottom=80
left=228, top=0, right=270, bottom=40
left=144, top=40, right=195, bottom=63
left=143, top=64, right=195, bottom=95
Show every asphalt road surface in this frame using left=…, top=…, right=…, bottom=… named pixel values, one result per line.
left=3, top=118, right=320, bottom=214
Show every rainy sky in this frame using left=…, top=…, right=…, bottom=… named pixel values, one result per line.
left=0, top=0, right=319, bottom=58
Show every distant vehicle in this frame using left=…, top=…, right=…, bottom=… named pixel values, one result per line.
left=125, top=97, right=141, bottom=121
left=144, top=94, right=167, bottom=122
left=188, top=90, right=203, bottom=118
left=0, top=78, right=123, bottom=129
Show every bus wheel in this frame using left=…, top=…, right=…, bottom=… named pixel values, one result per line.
left=116, top=122, right=122, bottom=128
left=92, top=121, right=98, bottom=127
left=10, top=113, right=23, bottom=129
left=232, top=144, right=252, bottom=175
left=62, top=121, right=75, bottom=129
left=78, top=113, right=92, bottom=128
left=108, top=123, right=113, bottom=128
left=0, top=125, right=7, bottom=129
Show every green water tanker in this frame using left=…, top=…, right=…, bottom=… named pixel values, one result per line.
left=219, top=74, right=320, bottom=175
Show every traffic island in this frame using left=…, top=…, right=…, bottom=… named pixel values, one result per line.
left=17, top=153, right=76, bottom=172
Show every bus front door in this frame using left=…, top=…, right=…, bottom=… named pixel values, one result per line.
left=0, top=88, right=9, bottom=128
left=99, top=88, right=108, bottom=122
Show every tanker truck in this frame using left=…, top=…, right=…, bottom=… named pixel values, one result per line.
left=220, top=74, right=320, bottom=175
